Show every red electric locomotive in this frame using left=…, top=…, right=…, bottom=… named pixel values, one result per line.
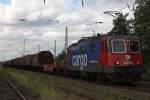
left=66, top=35, right=143, bottom=83
left=100, top=35, right=143, bottom=82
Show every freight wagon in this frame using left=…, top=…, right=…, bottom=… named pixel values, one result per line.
left=7, top=51, right=54, bottom=71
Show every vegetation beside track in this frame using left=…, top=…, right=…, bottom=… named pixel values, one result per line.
left=142, top=69, right=150, bottom=81
left=0, top=66, right=150, bottom=100
left=142, top=50, right=150, bottom=81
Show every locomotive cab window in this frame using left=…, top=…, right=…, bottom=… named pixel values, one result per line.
left=129, top=40, right=140, bottom=52
left=90, top=43, right=96, bottom=52
left=111, top=39, right=125, bottom=53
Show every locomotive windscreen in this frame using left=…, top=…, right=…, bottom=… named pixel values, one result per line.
left=111, top=39, right=125, bottom=53
left=129, top=40, right=140, bottom=52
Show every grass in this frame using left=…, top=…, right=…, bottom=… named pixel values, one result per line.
left=0, top=66, right=149, bottom=100
left=141, top=61, right=150, bottom=81
left=142, top=69, right=150, bottom=81
left=0, top=66, right=85, bottom=100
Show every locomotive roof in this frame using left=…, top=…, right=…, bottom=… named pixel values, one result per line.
left=69, top=35, right=139, bottom=48
left=101, top=35, right=139, bottom=39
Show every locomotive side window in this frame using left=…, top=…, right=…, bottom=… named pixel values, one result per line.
left=90, top=44, right=96, bottom=52
left=111, top=39, right=125, bottom=53
left=129, top=40, right=140, bottom=52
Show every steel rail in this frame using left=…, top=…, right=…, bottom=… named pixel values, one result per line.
left=6, top=79, right=27, bottom=100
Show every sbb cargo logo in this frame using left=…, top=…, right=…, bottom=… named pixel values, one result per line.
left=72, top=54, right=87, bottom=71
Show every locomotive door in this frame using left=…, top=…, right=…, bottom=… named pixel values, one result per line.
left=87, top=40, right=100, bottom=67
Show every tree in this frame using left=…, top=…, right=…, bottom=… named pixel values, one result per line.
left=134, top=0, right=150, bottom=73
left=56, top=51, right=65, bottom=64
left=134, top=0, right=150, bottom=50
left=110, top=13, right=130, bottom=35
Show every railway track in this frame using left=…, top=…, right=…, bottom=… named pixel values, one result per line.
left=0, top=77, right=26, bottom=100
left=104, top=81, right=150, bottom=94
left=85, top=80, right=150, bottom=94
left=59, top=75, right=150, bottom=96
left=44, top=70, right=150, bottom=95
left=132, top=81, right=150, bottom=93
left=53, top=78, right=150, bottom=100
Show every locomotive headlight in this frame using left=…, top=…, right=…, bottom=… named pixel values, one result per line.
left=115, top=61, right=120, bottom=65
left=136, top=61, right=140, bottom=65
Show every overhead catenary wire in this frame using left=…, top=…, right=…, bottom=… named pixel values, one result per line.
left=82, top=0, right=85, bottom=7
left=44, top=0, right=45, bottom=5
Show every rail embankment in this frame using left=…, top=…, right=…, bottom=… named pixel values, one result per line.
left=0, top=66, right=150, bottom=100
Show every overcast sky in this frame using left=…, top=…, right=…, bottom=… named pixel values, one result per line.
left=0, top=0, right=134, bottom=61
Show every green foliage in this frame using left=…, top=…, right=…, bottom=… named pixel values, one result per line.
left=134, top=0, right=150, bottom=79
left=56, top=51, right=65, bottom=64
left=110, top=13, right=131, bottom=35
left=134, top=0, right=150, bottom=50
